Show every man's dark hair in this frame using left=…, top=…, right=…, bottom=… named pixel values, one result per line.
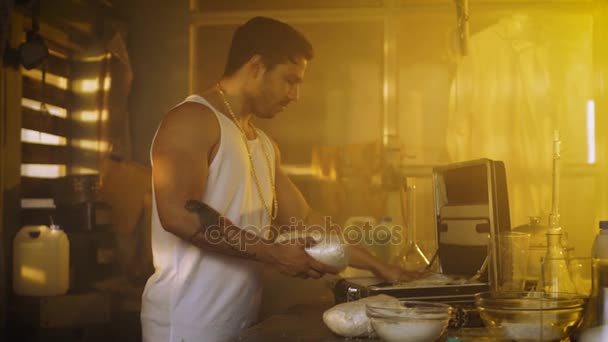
left=223, top=17, right=313, bottom=76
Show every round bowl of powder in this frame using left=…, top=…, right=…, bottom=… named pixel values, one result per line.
left=366, top=301, right=452, bottom=342
left=475, top=291, right=586, bottom=341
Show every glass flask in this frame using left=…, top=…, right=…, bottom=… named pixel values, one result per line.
left=397, top=184, right=429, bottom=271
left=541, top=228, right=577, bottom=294
left=515, top=216, right=574, bottom=290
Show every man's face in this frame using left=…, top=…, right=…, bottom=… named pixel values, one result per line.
left=250, top=57, right=307, bottom=119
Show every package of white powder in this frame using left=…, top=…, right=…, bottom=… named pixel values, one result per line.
left=322, top=294, right=400, bottom=337
left=275, top=231, right=350, bottom=271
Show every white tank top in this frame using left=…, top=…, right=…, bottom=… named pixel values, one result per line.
left=141, top=95, right=276, bottom=342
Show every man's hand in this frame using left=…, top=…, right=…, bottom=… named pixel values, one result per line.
left=260, top=236, right=340, bottom=279
left=373, top=263, right=429, bottom=283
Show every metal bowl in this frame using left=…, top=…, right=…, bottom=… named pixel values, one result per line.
left=475, top=291, right=586, bottom=341
left=366, top=301, right=452, bottom=342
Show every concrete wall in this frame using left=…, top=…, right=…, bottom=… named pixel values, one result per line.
left=120, top=0, right=190, bottom=166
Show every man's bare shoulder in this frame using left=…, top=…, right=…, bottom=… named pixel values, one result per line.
left=153, top=100, right=220, bottom=155
left=162, top=101, right=219, bottom=135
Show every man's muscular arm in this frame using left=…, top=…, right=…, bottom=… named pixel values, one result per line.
left=184, top=199, right=265, bottom=260
left=153, top=103, right=268, bottom=261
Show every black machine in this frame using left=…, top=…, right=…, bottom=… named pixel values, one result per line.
left=433, top=158, right=511, bottom=285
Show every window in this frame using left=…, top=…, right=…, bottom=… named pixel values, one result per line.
left=20, top=29, right=112, bottom=225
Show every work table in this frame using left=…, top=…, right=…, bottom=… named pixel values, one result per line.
left=238, top=302, right=370, bottom=342
left=238, top=301, right=496, bottom=341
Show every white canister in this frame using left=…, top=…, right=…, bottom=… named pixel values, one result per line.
left=13, top=225, right=70, bottom=296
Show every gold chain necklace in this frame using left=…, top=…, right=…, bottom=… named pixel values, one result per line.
left=216, top=83, right=278, bottom=223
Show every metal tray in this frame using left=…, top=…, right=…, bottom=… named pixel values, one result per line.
left=334, top=277, right=486, bottom=303
left=333, top=277, right=487, bottom=327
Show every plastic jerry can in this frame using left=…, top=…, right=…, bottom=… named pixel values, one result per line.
left=13, top=225, right=69, bottom=296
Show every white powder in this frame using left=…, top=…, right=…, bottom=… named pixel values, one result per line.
left=396, top=273, right=465, bottom=288
left=370, top=319, right=447, bottom=342
left=276, top=232, right=350, bottom=271
left=501, top=322, right=562, bottom=341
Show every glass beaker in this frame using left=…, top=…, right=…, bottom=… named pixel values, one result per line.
left=490, top=232, right=531, bottom=293
left=568, top=257, right=592, bottom=297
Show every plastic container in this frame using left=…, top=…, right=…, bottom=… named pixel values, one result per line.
left=590, top=220, right=608, bottom=325
left=13, top=225, right=70, bottom=296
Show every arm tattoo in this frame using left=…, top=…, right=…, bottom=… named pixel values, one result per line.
left=184, top=200, right=219, bottom=240
left=184, top=199, right=261, bottom=259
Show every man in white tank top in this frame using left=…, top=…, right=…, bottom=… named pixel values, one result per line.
left=141, top=17, right=419, bottom=342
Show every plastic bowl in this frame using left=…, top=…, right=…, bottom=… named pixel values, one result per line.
left=475, top=291, right=586, bottom=342
left=366, top=300, right=452, bottom=342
